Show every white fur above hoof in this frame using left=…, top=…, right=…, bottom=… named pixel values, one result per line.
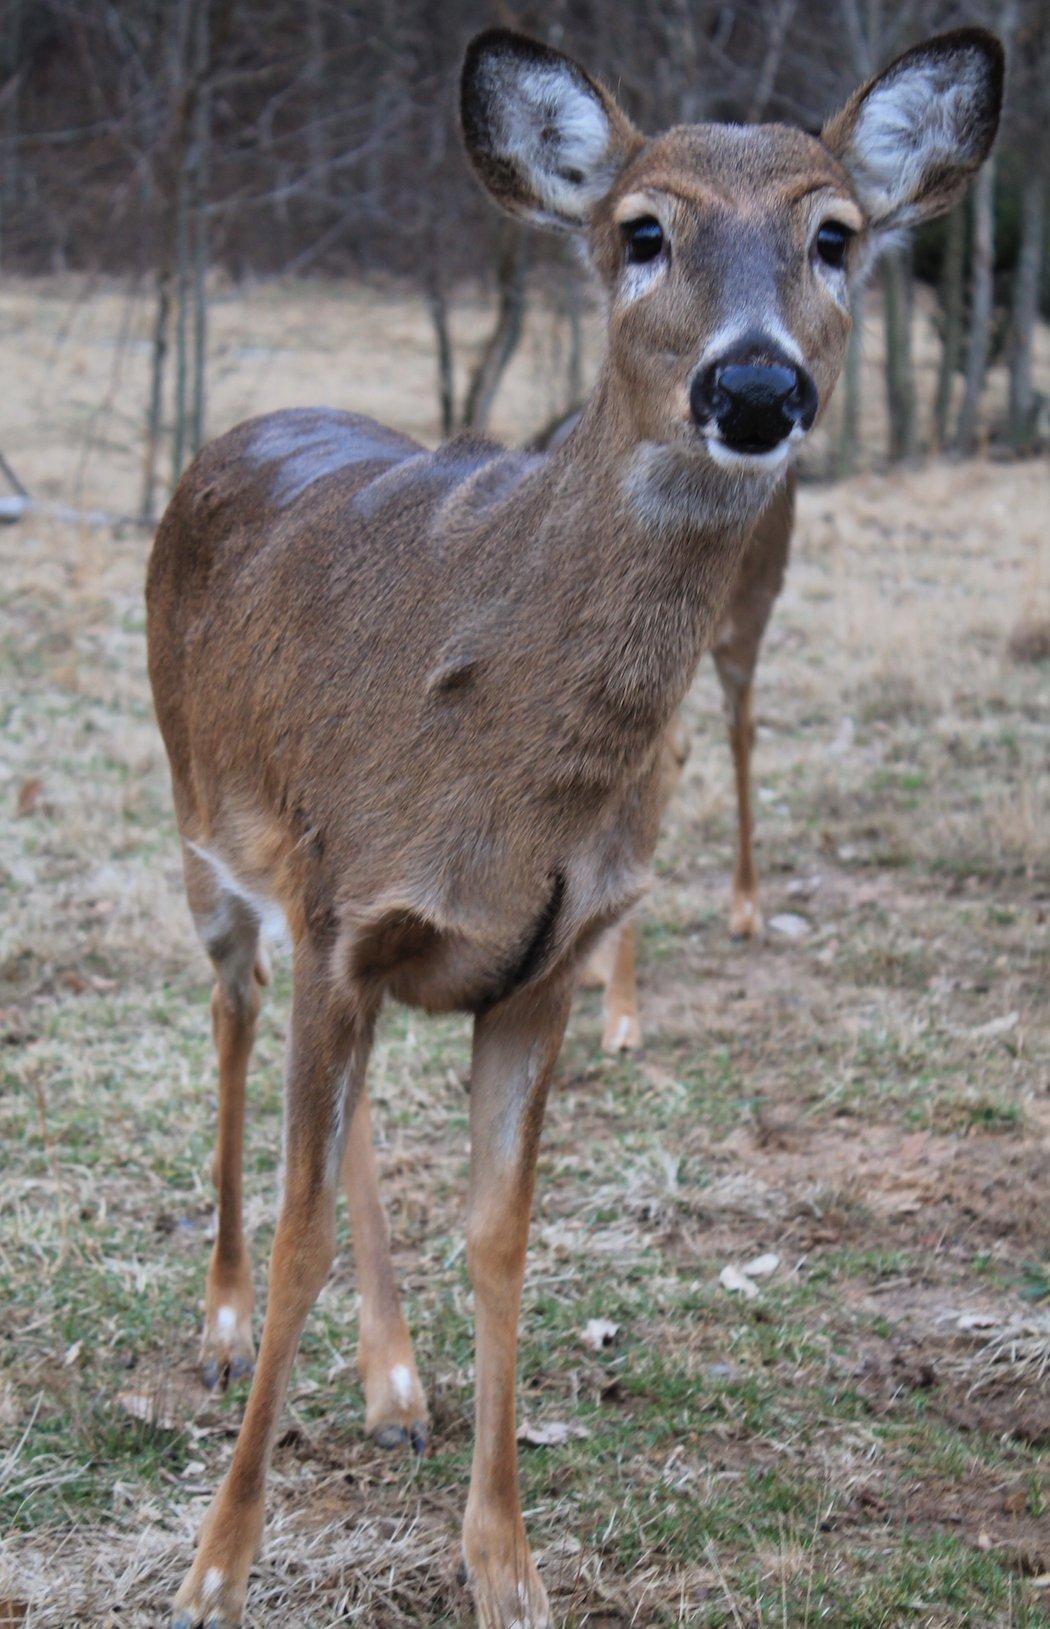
left=602, top=1011, right=641, bottom=1053
left=729, top=896, right=763, bottom=940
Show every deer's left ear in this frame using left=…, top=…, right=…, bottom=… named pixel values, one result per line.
left=823, top=29, right=1004, bottom=233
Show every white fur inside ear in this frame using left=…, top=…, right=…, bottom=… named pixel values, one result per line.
left=848, top=48, right=989, bottom=225
left=486, top=59, right=614, bottom=223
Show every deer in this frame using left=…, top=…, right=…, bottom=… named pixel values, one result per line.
left=147, top=26, right=1001, bottom=1628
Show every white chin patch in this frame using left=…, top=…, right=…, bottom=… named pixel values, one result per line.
left=705, top=437, right=793, bottom=475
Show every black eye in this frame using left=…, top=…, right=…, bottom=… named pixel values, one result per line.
left=815, top=220, right=852, bottom=269
left=623, top=217, right=664, bottom=264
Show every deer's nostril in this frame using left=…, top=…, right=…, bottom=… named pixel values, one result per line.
left=689, top=365, right=722, bottom=426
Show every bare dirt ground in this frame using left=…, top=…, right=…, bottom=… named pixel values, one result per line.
left=0, top=277, right=1048, bottom=1626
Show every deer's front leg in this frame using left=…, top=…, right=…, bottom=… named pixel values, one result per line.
left=172, top=961, right=375, bottom=1629
left=462, top=977, right=572, bottom=1629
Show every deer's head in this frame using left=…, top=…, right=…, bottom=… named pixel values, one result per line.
left=461, top=28, right=1002, bottom=514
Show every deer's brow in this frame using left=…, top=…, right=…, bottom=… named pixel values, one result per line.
left=636, top=179, right=736, bottom=209
left=784, top=179, right=852, bottom=206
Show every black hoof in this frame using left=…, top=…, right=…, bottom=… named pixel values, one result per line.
left=373, top=1422, right=408, bottom=1450
left=200, top=1360, right=222, bottom=1391
left=228, top=1355, right=253, bottom=1383
left=409, top=1421, right=428, bottom=1455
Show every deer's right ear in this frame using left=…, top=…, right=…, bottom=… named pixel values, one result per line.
left=460, top=30, right=641, bottom=230
left=822, top=29, right=1004, bottom=234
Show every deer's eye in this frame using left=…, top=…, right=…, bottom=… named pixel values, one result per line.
left=815, top=220, right=853, bottom=269
left=623, top=217, right=664, bottom=264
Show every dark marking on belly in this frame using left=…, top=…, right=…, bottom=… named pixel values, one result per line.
left=478, top=870, right=566, bottom=1011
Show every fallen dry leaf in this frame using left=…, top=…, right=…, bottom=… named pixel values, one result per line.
left=969, top=1012, right=1019, bottom=1039
left=116, top=1391, right=179, bottom=1431
left=957, top=1312, right=998, bottom=1332
left=15, top=777, right=43, bottom=817
left=769, top=912, right=811, bottom=940
left=517, top=1418, right=590, bottom=1447
left=719, top=1264, right=759, bottom=1299
left=581, top=1317, right=619, bottom=1352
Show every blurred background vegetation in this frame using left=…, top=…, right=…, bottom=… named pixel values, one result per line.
left=1, top=0, right=1047, bottom=522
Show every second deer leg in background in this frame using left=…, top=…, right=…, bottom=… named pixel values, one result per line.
left=341, top=1091, right=428, bottom=1449
left=591, top=716, right=689, bottom=1052
left=710, top=476, right=793, bottom=939
left=591, top=477, right=794, bottom=1050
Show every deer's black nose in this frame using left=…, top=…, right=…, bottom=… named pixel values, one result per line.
left=691, top=344, right=817, bottom=454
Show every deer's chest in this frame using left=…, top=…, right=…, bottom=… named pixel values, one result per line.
left=345, top=774, right=658, bottom=1015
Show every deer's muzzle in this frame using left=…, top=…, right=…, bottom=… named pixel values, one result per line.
left=690, top=339, right=818, bottom=457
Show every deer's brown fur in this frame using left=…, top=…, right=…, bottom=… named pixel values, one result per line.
left=149, top=26, right=1001, bottom=1628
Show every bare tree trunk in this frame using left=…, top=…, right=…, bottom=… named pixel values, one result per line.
left=141, top=251, right=175, bottom=524
left=0, top=0, right=23, bottom=272
left=954, top=156, right=996, bottom=455
left=883, top=244, right=916, bottom=462
left=304, top=0, right=329, bottom=205
left=564, top=267, right=584, bottom=411
left=1007, top=169, right=1044, bottom=452
left=190, top=0, right=210, bottom=456
left=425, top=268, right=455, bottom=438
left=171, top=145, right=191, bottom=486
left=746, top=0, right=798, bottom=121
left=835, top=286, right=863, bottom=479
left=932, top=203, right=965, bottom=451
left=141, top=0, right=193, bottom=524
left=461, top=224, right=529, bottom=432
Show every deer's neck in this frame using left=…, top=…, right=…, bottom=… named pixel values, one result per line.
left=525, top=372, right=776, bottom=784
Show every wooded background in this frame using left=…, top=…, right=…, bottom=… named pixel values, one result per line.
left=2, top=0, right=1047, bottom=521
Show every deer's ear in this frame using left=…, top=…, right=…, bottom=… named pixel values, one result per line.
left=461, top=29, right=642, bottom=230
left=823, top=29, right=1003, bottom=233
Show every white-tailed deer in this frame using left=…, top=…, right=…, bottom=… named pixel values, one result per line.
left=148, top=27, right=1001, bottom=1628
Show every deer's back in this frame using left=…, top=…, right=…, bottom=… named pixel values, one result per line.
left=148, top=406, right=545, bottom=774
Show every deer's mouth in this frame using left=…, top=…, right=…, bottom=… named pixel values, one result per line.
left=702, top=423, right=806, bottom=474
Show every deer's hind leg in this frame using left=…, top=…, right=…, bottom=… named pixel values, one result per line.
left=184, top=844, right=265, bottom=1391
left=712, top=658, right=762, bottom=939
left=586, top=713, right=690, bottom=1053
left=341, top=1091, right=428, bottom=1450
left=711, top=477, right=793, bottom=940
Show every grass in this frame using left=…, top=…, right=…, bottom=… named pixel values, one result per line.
left=1, top=279, right=1048, bottom=1625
